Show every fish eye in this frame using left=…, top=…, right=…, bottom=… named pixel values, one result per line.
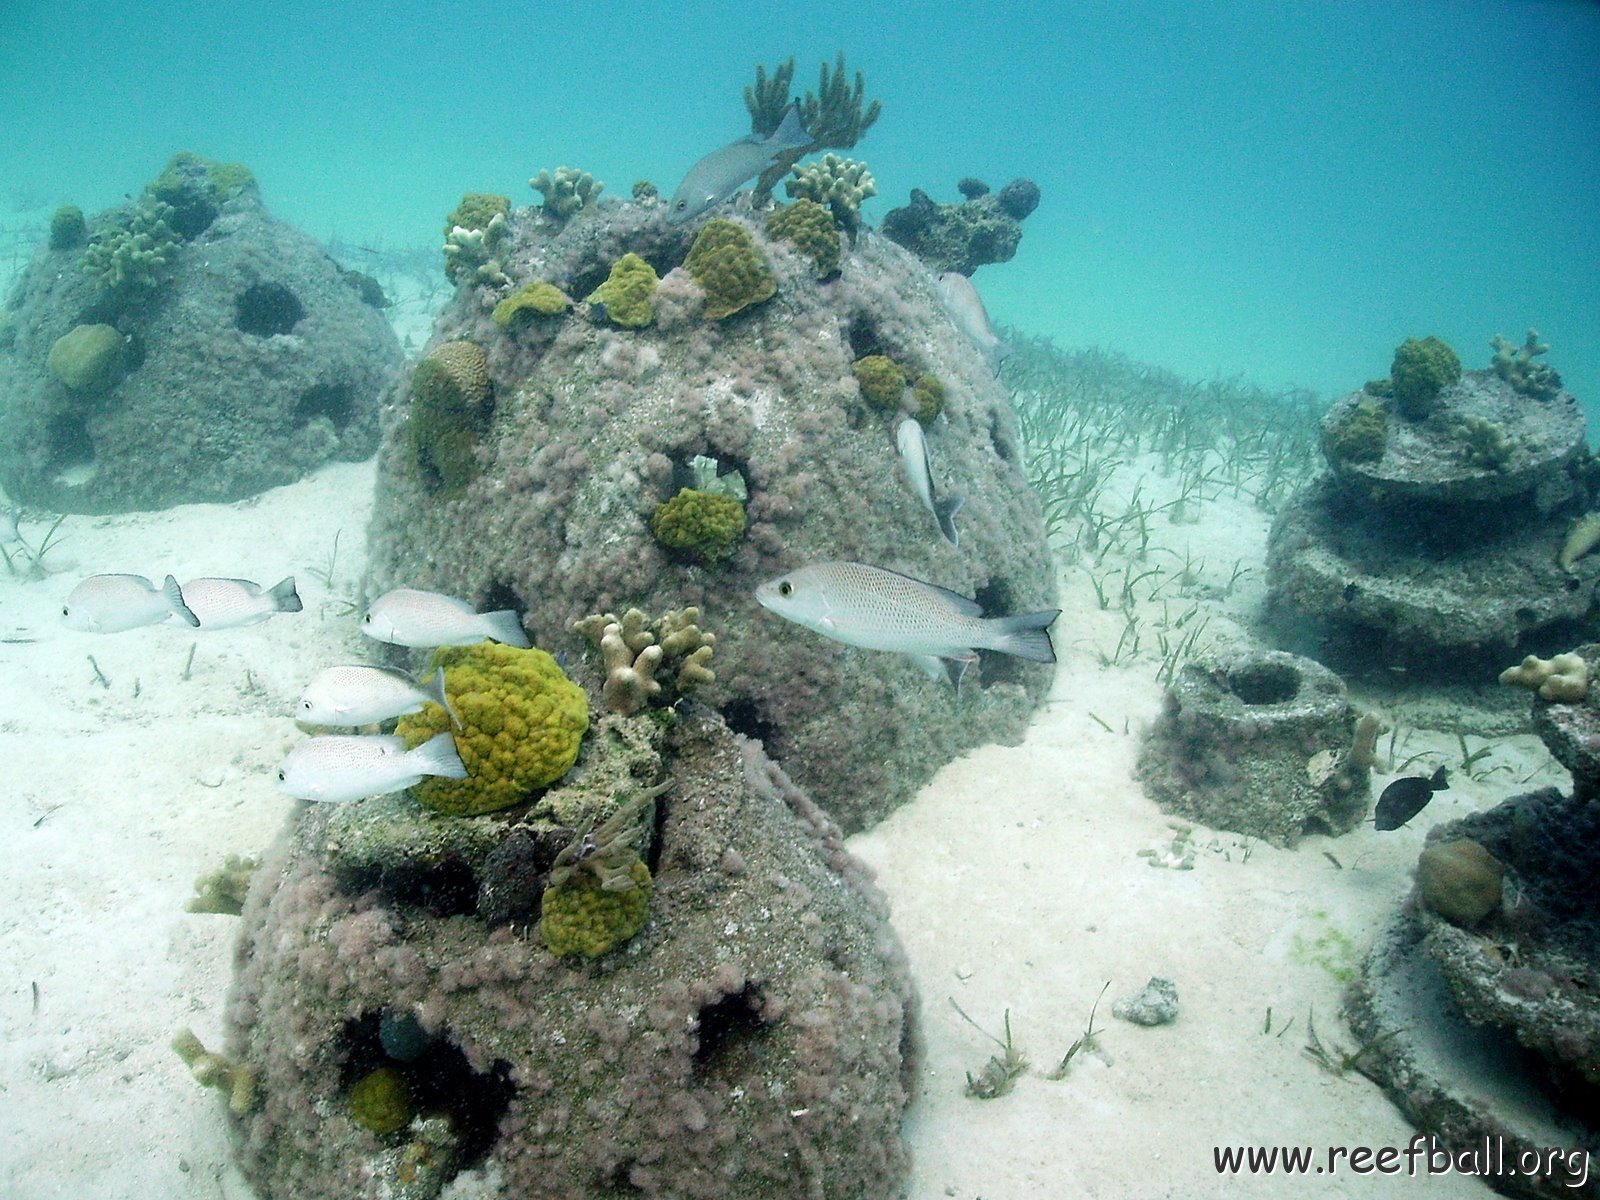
left=61, top=606, right=69, bottom=616
left=361, top=612, right=371, bottom=623
left=300, top=700, right=312, bottom=710
left=778, top=581, right=793, bottom=597
left=276, top=769, right=285, bottom=781
left=674, top=199, right=686, bottom=211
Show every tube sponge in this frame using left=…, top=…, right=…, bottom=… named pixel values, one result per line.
left=396, top=643, right=589, bottom=816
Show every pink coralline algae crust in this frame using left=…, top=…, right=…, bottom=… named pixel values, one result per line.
left=366, top=198, right=1056, bottom=832
left=225, top=712, right=920, bottom=1200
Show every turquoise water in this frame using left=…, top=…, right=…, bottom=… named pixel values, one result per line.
left=3, top=0, right=1597, bottom=404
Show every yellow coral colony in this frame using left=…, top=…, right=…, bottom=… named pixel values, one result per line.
left=1499, top=653, right=1590, bottom=703
left=1558, top=512, right=1600, bottom=573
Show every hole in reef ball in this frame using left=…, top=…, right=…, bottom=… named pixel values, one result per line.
left=1223, top=660, right=1300, bottom=706
left=235, top=282, right=306, bottom=336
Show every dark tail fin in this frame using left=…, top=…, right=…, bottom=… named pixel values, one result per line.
left=162, top=574, right=200, bottom=627
left=268, top=575, right=303, bottom=613
left=1431, top=765, right=1450, bottom=792
left=936, top=495, right=964, bottom=546
left=988, top=609, right=1059, bottom=663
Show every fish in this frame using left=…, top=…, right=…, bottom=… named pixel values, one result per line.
left=298, top=664, right=461, bottom=728
left=361, top=587, right=531, bottom=649
left=934, top=271, right=1011, bottom=373
left=666, top=104, right=812, bottom=226
left=755, top=561, right=1058, bottom=685
left=61, top=573, right=200, bottom=633
left=895, top=417, right=963, bottom=546
left=275, top=730, right=468, bottom=803
left=180, top=576, right=302, bottom=629
left=1373, top=765, right=1449, bottom=830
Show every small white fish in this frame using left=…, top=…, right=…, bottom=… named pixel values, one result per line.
left=756, top=561, right=1057, bottom=685
left=298, top=665, right=461, bottom=728
left=667, top=104, right=812, bottom=225
left=62, top=573, right=199, bottom=633
left=361, top=587, right=531, bottom=649
left=180, top=576, right=302, bottom=629
left=895, top=417, right=963, bottom=546
left=275, top=731, right=468, bottom=803
left=934, top=271, right=1011, bottom=372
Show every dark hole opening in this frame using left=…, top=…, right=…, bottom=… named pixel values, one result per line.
left=1224, top=661, right=1300, bottom=706
left=294, top=382, right=355, bottom=430
left=236, top=282, right=306, bottom=336
left=340, top=1011, right=515, bottom=1171
left=692, top=984, right=767, bottom=1078
left=45, top=413, right=95, bottom=472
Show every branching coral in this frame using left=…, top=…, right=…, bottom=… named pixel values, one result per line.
left=744, top=53, right=883, bottom=201
left=395, top=642, right=589, bottom=815
left=1499, top=652, right=1590, bottom=703
left=442, top=193, right=511, bottom=286
left=586, top=252, right=659, bottom=328
left=82, top=200, right=180, bottom=295
left=1456, top=415, right=1516, bottom=471
left=786, top=155, right=877, bottom=234
left=682, top=220, right=775, bottom=320
left=172, top=1027, right=257, bottom=1113
left=572, top=607, right=717, bottom=714
left=529, top=167, right=603, bottom=221
left=1490, top=329, right=1563, bottom=400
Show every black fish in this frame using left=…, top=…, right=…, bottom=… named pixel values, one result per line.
left=1373, top=766, right=1450, bottom=830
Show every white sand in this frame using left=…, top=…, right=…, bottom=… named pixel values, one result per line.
left=0, top=456, right=1555, bottom=1198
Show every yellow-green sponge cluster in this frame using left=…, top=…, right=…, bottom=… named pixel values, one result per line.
left=347, top=1067, right=412, bottom=1135
left=586, top=253, right=658, bottom=328
left=766, top=198, right=840, bottom=278
left=396, top=643, right=588, bottom=816
left=540, top=858, right=652, bottom=957
left=650, top=487, right=746, bottom=564
left=852, top=355, right=905, bottom=410
left=683, top=219, right=775, bottom=320
left=493, top=279, right=570, bottom=325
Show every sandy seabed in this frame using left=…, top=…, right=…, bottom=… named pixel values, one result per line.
left=0, top=453, right=1549, bottom=1199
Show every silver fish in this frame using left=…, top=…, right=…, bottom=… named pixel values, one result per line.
left=62, top=573, right=199, bottom=633
left=361, top=587, right=530, bottom=649
left=667, top=105, right=812, bottom=226
left=181, top=576, right=302, bottom=629
left=298, top=664, right=461, bottom=728
left=275, top=731, right=468, bottom=803
left=755, top=561, right=1057, bottom=684
left=895, top=417, right=963, bottom=546
left=934, top=271, right=1011, bottom=372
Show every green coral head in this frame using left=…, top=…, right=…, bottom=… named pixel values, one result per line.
left=651, top=487, right=747, bottom=565
left=396, top=642, right=589, bottom=816
left=1389, top=335, right=1461, bottom=421
left=851, top=354, right=907, bottom=411
left=766, top=198, right=841, bottom=278
left=493, top=279, right=571, bottom=325
left=682, top=219, right=776, bottom=320
left=347, top=1067, right=413, bottom=1135
left=586, top=253, right=659, bottom=328
left=539, top=858, right=652, bottom=957
left=49, top=205, right=87, bottom=251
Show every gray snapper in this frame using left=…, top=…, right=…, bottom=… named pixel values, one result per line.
left=298, top=664, right=461, bottom=728
left=666, top=105, right=812, bottom=226
left=181, top=576, right=302, bottom=629
left=62, top=573, right=199, bottom=633
left=362, top=587, right=530, bottom=649
left=756, top=561, right=1057, bottom=684
left=934, top=271, right=1012, bottom=373
left=895, top=417, right=963, bottom=546
left=276, top=731, right=467, bottom=803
